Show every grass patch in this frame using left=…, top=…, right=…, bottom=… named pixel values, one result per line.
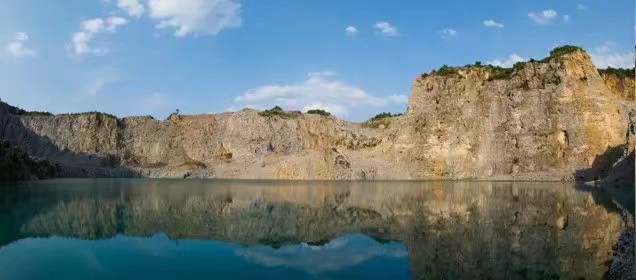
left=363, top=112, right=403, bottom=128
left=20, top=111, right=54, bottom=116
left=421, top=65, right=459, bottom=79
left=437, top=65, right=459, bottom=76
left=258, top=106, right=301, bottom=118
left=598, top=67, right=635, bottom=79
left=486, top=61, right=529, bottom=81
left=549, top=45, right=585, bottom=57
left=63, top=112, right=118, bottom=119
left=368, top=112, right=403, bottom=122
left=540, top=45, right=586, bottom=62
left=306, top=109, right=331, bottom=116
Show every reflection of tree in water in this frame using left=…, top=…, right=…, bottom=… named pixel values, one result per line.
left=0, top=180, right=624, bottom=279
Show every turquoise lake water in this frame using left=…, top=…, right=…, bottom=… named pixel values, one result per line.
left=0, top=179, right=624, bottom=279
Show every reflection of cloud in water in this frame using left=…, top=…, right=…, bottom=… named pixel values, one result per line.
left=234, top=233, right=408, bottom=275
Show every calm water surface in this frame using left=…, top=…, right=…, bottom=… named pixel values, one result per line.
left=0, top=179, right=624, bottom=279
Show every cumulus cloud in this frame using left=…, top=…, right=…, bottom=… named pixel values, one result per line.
left=563, top=15, right=570, bottom=23
left=5, top=32, right=37, bottom=57
left=69, top=16, right=128, bottom=55
left=483, top=19, right=504, bottom=28
left=117, top=0, right=145, bottom=17
left=439, top=28, right=457, bottom=40
left=577, top=4, right=587, bottom=10
left=590, top=42, right=635, bottom=68
left=345, top=26, right=358, bottom=36
left=82, top=18, right=106, bottom=33
left=147, top=0, right=242, bottom=37
left=528, top=9, right=558, bottom=24
left=487, top=54, right=527, bottom=68
left=70, top=0, right=242, bottom=54
left=373, top=22, right=398, bottom=37
left=232, top=72, right=395, bottom=117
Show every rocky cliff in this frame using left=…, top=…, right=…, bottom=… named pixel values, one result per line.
left=0, top=46, right=633, bottom=180
left=402, top=48, right=633, bottom=180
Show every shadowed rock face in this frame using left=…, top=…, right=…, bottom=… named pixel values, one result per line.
left=0, top=138, right=57, bottom=180
left=0, top=180, right=624, bottom=279
left=0, top=48, right=633, bottom=180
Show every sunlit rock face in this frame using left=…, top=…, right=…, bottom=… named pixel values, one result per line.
left=0, top=180, right=622, bottom=279
left=404, top=50, right=632, bottom=180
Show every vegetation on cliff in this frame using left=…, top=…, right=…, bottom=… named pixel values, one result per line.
left=368, top=112, right=403, bottom=122
left=59, top=111, right=118, bottom=119
left=258, top=106, right=302, bottom=118
left=19, top=111, right=53, bottom=116
left=421, top=45, right=590, bottom=82
left=363, top=112, right=403, bottom=128
left=306, top=109, right=331, bottom=116
left=547, top=45, right=585, bottom=59
left=598, top=67, right=635, bottom=79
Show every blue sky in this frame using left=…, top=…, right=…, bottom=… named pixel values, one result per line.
left=0, top=0, right=634, bottom=121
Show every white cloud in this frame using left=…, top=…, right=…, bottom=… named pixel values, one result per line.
left=69, top=17, right=128, bottom=55
left=595, top=41, right=617, bottom=53
left=387, top=95, right=408, bottom=105
left=528, top=9, right=558, bottom=24
left=591, top=42, right=635, bottom=68
left=577, top=4, right=587, bottom=10
left=487, top=54, right=527, bottom=68
left=147, top=0, right=242, bottom=37
left=439, top=28, right=457, bottom=40
left=373, top=21, right=398, bottom=37
left=345, top=26, right=358, bottom=36
left=106, top=17, right=128, bottom=31
left=563, top=15, right=570, bottom=23
left=70, top=32, right=95, bottom=55
left=5, top=32, right=37, bottom=57
left=233, top=72, right=393, bottom=117
left=483, top=20, right=504, bottom=28
left=81, top=18, right=105, bottom=33
left=117, top=0, right=145, bottom=17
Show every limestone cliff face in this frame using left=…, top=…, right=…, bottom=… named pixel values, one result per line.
left=0, top=48, right=633, bottom=180
left=1, top=106, right=393, bottom=179
left=401, top=49, right=633, bottom=179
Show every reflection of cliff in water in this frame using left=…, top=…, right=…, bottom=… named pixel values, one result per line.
left=0, top=179, right=624, bottom=279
